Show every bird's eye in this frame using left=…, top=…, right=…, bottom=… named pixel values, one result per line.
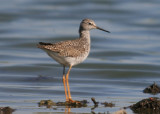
left=88, top=22, right=92, bottom=25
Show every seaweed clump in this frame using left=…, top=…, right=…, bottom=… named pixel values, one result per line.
left=143, top=82, right=160, bottom=94
left=91, top=97, right=115, bottom=107
left=130, top=97, right=160, bottom=113
left=39, top=100, right=56, bottom=108
left=0, top=107, right=14, bottom=114
left=56, top=100, right=88, bottom=108
left=38, top=99, right=88, bottom=108
left=101, top=102, right=115, bottom=107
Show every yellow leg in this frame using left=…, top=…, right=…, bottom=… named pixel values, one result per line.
left=63, top=66, right=68, bottom=101
left=63, top=75, right=68, bottom=101
left=65, top=65, right=80, bottom=103
left=66, top=65, right=72, bottom=101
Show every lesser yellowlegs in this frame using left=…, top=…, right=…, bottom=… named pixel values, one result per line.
left=37, top=19, right=110, bottom=103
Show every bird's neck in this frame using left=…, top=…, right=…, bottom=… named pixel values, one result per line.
left=79, top=29, right=91, bottom=53
left=79, top=30, right=90, bottom=41
left=79, top=30, right=91, bottom=53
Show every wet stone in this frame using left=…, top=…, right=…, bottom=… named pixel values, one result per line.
left=143, top=82, right=160, bottom=94
left=130, top=97, right=160, bottom=113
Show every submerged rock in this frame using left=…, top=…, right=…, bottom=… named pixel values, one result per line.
left=143, top=82, right=160, bottom=94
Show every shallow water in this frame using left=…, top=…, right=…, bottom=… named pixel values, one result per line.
left=0, top=0, right=160, bottom=114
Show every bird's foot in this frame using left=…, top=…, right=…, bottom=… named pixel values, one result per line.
left=65, top=98, right=81, bottom=105
left=68, top=98, right=81, bottom=104
left=65, top=98, right=88, bottom=107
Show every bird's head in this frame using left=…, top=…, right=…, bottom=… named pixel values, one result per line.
left=79, top=18, right=110, bottom=33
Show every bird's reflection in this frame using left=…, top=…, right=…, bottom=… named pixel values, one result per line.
left=64, top=106, right=71, bottom=114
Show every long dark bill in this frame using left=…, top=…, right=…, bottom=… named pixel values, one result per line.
left=96, top=26, right=110, bottom=33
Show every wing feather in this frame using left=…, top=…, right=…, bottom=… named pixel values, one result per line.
left=37, top=39, right=89, bottom=57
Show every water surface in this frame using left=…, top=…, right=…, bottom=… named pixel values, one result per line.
left=0, top=0, right=160, bottom=113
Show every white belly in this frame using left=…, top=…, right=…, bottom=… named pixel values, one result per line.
left=44, top=49, right=89, bottom=66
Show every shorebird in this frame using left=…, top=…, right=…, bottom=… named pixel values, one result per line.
left=37, top=19, right=110, bottom=103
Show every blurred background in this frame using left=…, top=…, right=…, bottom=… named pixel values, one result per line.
left=0, top=0, right=160, bottom=113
